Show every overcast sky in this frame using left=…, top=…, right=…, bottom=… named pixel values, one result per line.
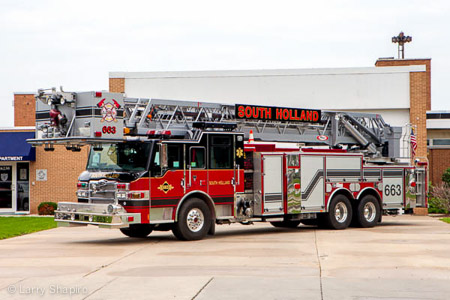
left=1, top=0, right=449, bottom=127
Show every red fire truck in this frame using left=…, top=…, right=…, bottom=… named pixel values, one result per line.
left=29, top=88, right=427, bottom=240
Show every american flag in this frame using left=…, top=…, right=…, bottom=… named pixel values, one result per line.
left=410, top=129, right=417, bottom=157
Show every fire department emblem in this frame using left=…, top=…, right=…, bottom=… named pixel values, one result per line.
left=97, top=98, right=121, bottom=123
left=236, top=147, right=244, bottom=158
left=158, top=181, right=174, bottom=194
left=0, top=173, right=8, bottom=181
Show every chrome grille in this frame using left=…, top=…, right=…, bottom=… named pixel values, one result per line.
left=89, top=180, right=116, bottom=204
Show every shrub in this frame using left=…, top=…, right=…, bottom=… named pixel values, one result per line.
left=37, top=202, right=58, bottom=215
left=431, top=183, right=450, bottom=214
left=442, top=168, right=450, bottom=185
left=428, top=197, right=448, bottom=214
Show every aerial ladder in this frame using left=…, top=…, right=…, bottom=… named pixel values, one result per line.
left=31, top=88, right=402, bottom=162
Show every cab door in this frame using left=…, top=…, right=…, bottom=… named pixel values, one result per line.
left=207, top=134, right=235, bottom=205
left=186, top=146, right=208, bottom=194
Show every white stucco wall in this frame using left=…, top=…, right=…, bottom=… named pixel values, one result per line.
left=111, top=66, right=424, bottom=113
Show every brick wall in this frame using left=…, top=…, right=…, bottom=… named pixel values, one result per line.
left=14, top=94, right=35, bottom=127
left=375, top=59, right=430, bottom=159
left=13, top=93, right=88, bottom=214
left=109, top=78, right=125, bottom=93
left=428, top=148, right=450, bottom=185
left=29, top=147, right=89, bottom=214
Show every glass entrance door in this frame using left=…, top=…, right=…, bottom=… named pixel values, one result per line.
left=16, top=163, right=30, bottom=212
left=0, top=165, right=15, bottom=212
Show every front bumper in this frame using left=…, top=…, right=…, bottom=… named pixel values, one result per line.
left=55, top=202, right=141, bottom=229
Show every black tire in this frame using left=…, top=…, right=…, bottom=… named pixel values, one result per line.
left=270, top=220, right=301, bottom=228
left=300, top=219, right=318, bottom=226
left=120, top=224, right=153, bottom=238
left=325, top=194, right=353, bottom=230
left=172, top=198, right=211, bottom=241
left=354, top=195, right=381, bottom=228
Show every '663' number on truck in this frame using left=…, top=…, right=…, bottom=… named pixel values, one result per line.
left=384, top=184, right=401, bottom=196
left=102, top=126, right=116, bottom=134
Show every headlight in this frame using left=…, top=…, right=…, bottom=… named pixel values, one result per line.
left=116, top=191, right=127, bottom=200
left=77, top=190, right=88, bottom=198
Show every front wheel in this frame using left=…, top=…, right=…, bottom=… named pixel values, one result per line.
left=325, top=195, right=353, bottom=229
left=172, top=198, right=211, bottom=241
left=354, top=195, right=380, bottom=228
left=120, top=224, right=154, bottom=238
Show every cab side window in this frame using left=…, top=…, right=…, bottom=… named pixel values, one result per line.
left=210, top=136, right=232, bottom=169
left=189, top=147, right=205, bottom=168
left=168, top=144, right=184, bottom=169
left=150, top=145, right=161, bottom=176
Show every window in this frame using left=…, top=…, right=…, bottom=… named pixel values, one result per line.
left=168, top=144, right=184, bottom=169
left=87, top=143, right=150, bottom=171
left=210, top=135, right=232, bottom=169
left=189, top=147, right=205, bottom=168
left=150, top=144, right=161, bottom=176
left=433, top=139, right=450, bottom=146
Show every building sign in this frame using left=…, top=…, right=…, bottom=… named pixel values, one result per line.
left=36, top=169, right=47, bottom=181
left=235, top=104, right=321, bottom=123
left=0, top=156, right=25, bottom=161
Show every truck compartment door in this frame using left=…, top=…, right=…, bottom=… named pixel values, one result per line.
left=287, top=154, right=301, bottom=214
left=301, top=155, right=325, bottom=211
left=382, top=169, right=404, bottom=208
left=262, top=155, right=284, bottom=214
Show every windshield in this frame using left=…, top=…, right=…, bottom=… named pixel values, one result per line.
left=87, top=143, right=151, bottom=172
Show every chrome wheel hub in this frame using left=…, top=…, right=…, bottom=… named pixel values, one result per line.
left=186, top=208, right=204, bottom=232
left=334, top=202, right=348, bottom=223
left=363, top=202, right=376, bottom=222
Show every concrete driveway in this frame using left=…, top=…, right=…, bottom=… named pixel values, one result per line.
left=0, top=215, right=449, bottom=300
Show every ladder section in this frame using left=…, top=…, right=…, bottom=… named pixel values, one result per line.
left=123, top=98, right=400, bottom=158
left=124, top=98, right=236, bottom=136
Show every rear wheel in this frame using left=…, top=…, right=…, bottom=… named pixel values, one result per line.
left=270, top=220, right=301, bottom=228
left=325, top=195, right=352, bottom=229
left=172, top=198, right=211, bottom=241
left=120, top=224, right=153, bottom=238
left=355, top=195, right=380, bottom=228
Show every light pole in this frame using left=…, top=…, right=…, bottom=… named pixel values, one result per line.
left=392, top=32, right=412, bottom=59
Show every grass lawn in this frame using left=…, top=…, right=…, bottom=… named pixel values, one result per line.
left=441, top=218, right=450, bottom=224
left=0, top=217, right=57, bottom=240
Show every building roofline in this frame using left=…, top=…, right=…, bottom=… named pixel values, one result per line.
left=427, top=110, right=450, bottom=113
left=0, top=126, right=35, bottom=131
left=376, top=58, right=432, bottom=61
left=109, top=65, right=426, bottom=79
